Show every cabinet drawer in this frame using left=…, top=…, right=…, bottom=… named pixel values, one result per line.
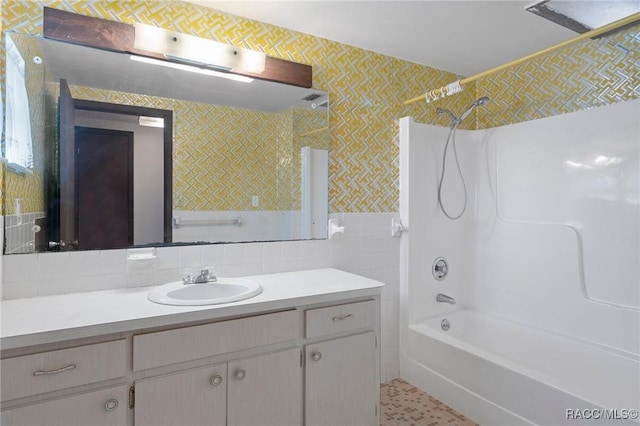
left=1, top=340, right=126, bottom=401
left=133, top=310, right=300, bottom=371
left=1, top=385, right=128, bottom=426
left=306, top=300, right=375, bottom=339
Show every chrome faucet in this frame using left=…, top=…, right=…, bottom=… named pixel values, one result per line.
left=193, top=269, right=210, bottom=284
left=183, top=269, right=216, bottom=284
left=436, top=293, right=456, bottom=304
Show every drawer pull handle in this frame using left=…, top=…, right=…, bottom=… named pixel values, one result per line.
left=332, top=314, right=353, bottom=321
left=210, top=375, right=223, bottom=386
left=104, top=399, right=119, bottom=412
left=234, top=369, right=246, bottom=381
left=33, top=364, right=76, bottom=376
left=311, top=351, right=322, bottom=362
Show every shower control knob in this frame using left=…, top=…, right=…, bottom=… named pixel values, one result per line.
left=432, top=257, right=449, bottom=280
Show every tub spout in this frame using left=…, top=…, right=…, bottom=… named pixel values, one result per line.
left=436, top=293, right=456, bottom=304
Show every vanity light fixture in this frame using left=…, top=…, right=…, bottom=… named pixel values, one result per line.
left=130, top=55, right=254, bottom=83
left=133, top=22, right=265, bottom=75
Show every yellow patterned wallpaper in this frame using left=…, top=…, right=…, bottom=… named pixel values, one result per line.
left=2, top=1, right=638, bottom=215
left=1, top=0, right=471, bottom=215
left=68, top=85, right=314, bottom=211
left=475, top=23, right=640, bottom=129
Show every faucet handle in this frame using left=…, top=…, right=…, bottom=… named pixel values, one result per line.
left=203, top=266, right=217, bottom=282
left=182, top=268, right=195, bottom=284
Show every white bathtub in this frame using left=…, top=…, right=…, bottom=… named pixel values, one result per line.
left=401, top=310, right=640, bottom=425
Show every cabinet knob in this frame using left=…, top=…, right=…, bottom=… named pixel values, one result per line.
left=311, top=351, right=322, bottom=362
left=104, top=399, right=119, bottom=412
left=210, top=374, right=223, bottom=386
left=234, top=369, right=246, bottom=381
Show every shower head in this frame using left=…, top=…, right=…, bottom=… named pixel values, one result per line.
left=473, top=96, right=490, bottom=107
left=459, top=96, right=491, bottom=123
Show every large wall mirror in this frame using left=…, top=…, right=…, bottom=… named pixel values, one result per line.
left=2, top=31, right=329, bottom=254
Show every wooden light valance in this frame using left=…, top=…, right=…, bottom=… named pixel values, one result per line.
left=43, top=7, right=312, bottom=88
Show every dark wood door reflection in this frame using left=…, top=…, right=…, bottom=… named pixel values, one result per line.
left=75, top=127, right=134, bottom=250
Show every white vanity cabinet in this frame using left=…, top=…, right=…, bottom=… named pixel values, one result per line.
left=304, top=300, right=380, bottom=426
left=132, top=310, right=303, bottom=426
left=1, top=385, right=128, bottom=426
left=134, top=348, right=303, bottom=426
left=0, top=340, right=128, bottom=426
left=1, top=269, right=383, bottom=426
left=227, top=347, right=303, bottom=426
left=134, top=363, right=228, bottom=425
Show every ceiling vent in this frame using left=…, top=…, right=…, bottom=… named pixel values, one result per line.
left=301, top=93, right=322, bottom=101
left=526, top=1, right=640, bottom=37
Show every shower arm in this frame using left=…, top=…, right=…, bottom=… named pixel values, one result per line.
left=403, top=11, right=640, bottom=105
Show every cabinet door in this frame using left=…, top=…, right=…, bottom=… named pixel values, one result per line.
left=1, top=385, right=127, bottom=426
left=228, top=347, right=303, bottom=426
left=305, top=332, right=378, bottom=426
left=135, top=363, right=226, bottom=426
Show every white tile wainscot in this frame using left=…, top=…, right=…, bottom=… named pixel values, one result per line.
left=1, top=212, right=401, bottom=381
left=1, top=269, right=383, bottom=426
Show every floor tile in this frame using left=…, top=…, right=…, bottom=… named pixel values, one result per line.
left=381, top=379, right=478, bottom=426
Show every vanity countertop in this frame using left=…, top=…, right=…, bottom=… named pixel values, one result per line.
left=0, top=268, right=384, bottom=350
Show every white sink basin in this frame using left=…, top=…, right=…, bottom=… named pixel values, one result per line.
left=148, top=278, right=262, bottom=306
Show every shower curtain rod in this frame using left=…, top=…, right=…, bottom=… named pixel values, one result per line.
left=403, top=12, right=640, bottom=105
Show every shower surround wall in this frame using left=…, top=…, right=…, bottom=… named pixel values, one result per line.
left=399, top=99, right=640, bottom=425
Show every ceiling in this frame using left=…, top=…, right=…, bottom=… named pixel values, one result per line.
left=185, top=0, right=574, bottom=77
left=186, top=1, right=636, bottom=77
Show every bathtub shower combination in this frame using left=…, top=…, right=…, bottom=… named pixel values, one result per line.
left=399, top=99, right=640, bottom=426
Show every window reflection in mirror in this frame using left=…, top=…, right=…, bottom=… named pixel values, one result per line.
left=2, top=32, right=329, bottom=254
left=3, top=33, right=35, bottom=174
